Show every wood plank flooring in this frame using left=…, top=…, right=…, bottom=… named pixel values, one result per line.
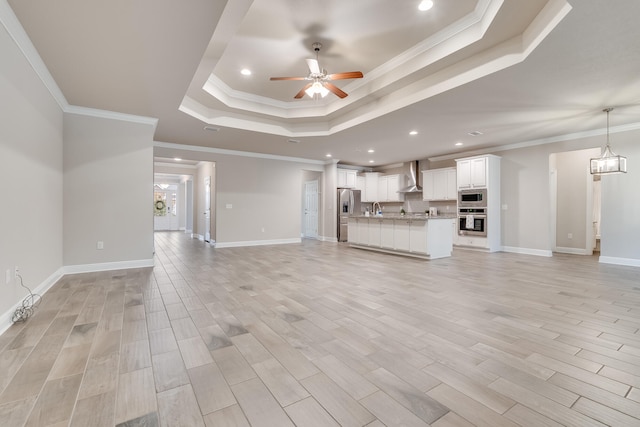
left=1, top=231, right=640, bottom=426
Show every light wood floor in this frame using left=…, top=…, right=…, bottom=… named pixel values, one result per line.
left=1, top=232, right=640, bottom=426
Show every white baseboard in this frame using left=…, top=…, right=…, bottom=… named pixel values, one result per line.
left=63, top=259, right=154, bottom=275
left=554, top=246, right=591, bottom=255
left=0, top=267, right=65, bottom=336
left=215, top=238, right=301, bottom=248
left=502, top=246, right=553, bottom=257
left=318, top=236, right=338, bottom=243
left=599, top=256, right=640, bottom=267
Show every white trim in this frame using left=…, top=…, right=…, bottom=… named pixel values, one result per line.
left=215, top=238, right=301, bottom=248
left=154, top=141, right=327, bottom=165
left=0, top=0, right=68, bottom=110
left=65, top=105, right=158, bottom=129
left=0, top=267, right=64, bottom=336
left=63, top=259, right=154, bottom=275
left=154, top=162, right=198, bottom=170
left=430, top=121, right=640, bottom=162
left=319, top=236, right=338, bottom=243
left=599, top=256, right=640, bottom=267
left=554, top=247, right=591, bottom=256
left=502, top=246, right=553, bottom=257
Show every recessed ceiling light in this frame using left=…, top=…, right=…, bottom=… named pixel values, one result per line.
left=174, top=157, right=182, bottom=161
left=203, top=125, right=219, bottom=132
left=468, top=131, right=483, bottom=136
left=240, top=68, right=252, bottom=76
left=288, top=139, right=300, bottom=144
left=368, top=149, right=375, bottom=153
left=418, top=0, right=434, bottom=11
left=455, top=142, right=463, bottom=147
left=326, top=154, right=332, bottom=158
left=409, top=130, right=418, bottom=136
left=369, top=160, right=375, bottom=163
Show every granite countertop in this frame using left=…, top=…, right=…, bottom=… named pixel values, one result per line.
left=351, top=214, right=456, bottom=220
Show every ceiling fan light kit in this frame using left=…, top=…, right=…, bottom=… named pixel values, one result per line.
left=590, top=108, right=628, bottom=175
left=270, top=42, right=363, bottom=99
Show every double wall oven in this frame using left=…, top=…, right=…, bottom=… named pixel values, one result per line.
left=458, top=189, right=487, bottom=236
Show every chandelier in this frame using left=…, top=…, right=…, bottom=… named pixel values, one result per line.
left=590, top=108, right=627, bottom=175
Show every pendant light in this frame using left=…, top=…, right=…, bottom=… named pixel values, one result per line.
left=590, top=108, right=627, bottom=175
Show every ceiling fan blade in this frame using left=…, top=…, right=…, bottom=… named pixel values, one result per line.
left=306, top=58, right=321, bottom=74
left=324, top=82, right=348, bottom=99
left=294, top=83, right=313, bottom=99
left=327, top=71, right=364, bottom=80
left=270, top=76, right=307, bottom=81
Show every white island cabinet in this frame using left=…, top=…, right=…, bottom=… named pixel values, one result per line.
left=348, top=216, right=454, bottom=259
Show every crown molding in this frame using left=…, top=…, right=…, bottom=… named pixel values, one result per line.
left=2, top=2, right=160, bottom=130
left=65, top=105, right=158, bottom=129
left=429, top=121, right=640, bottom=162
left=184, top=0, right=571, bottom=138
left=154, top=140, right=327, bottom=165
left=0, top=0, right=68, bottom=110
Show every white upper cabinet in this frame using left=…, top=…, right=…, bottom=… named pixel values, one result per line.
left=363, top=172, right=380, bottom=202
left=456, top=157, right=487, bottom=189
left=356, top=175, right=366, bottom=201
left=337, top=169, right=357, bottom=188
left=422, top=168, right=457, bottom=201
left=377, top=174, right=406, bottom=202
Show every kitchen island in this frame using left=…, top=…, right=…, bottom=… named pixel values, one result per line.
left=348, top=215, right=455, bottom=259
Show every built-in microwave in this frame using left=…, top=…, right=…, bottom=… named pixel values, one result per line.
left=458, top=208, right=487, bottom=236
left=458, top=189, right=487, bottom=207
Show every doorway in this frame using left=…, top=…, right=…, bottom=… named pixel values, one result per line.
left=303, top=180, right=319, bottom=239
left=549, top=148, right=601, bottom=255
left=204, top=176, right=211, bottom=242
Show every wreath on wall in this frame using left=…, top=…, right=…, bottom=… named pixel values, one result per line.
left=154, top=200, right=167, bottom=216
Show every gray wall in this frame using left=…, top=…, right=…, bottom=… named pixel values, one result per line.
left=154, top=146, right=326, bottom=245
left=495, top=127, right=640, bottom=263
left=552, top=148, right=599, bottom=251
left=0, top=20, right=64, bottom=320
left=63, top=113, right=155, bottom=266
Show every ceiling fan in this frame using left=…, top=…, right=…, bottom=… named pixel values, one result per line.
left=270, top=42, right=363, bottom=99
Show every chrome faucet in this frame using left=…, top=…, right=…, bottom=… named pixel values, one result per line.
left=372, top=201, right=382, bottom=216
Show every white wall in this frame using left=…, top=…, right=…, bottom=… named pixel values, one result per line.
left=63, top=113, right=155, bottom=267
left=0, top=20, right=64, bottom=323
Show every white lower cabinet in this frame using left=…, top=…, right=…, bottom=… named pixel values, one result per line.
left=410, top=221, right=428, bottom=253
left=368, top=219, right=382, bottom=247
left=356, top=219, right=369, bottom=245
left=348, top=218, right=358, bottom=244
left=456, top=235, right=488, bottom=249
left=350, top=217, right=453, bottom=259
left=394, top=219, right=411, bottom=251
left=381, top=220, right=394, bottom=249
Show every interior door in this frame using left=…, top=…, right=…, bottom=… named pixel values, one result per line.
left=204, top=176, right=211, bottom=242
left=304, top=180, right=318, bottom=238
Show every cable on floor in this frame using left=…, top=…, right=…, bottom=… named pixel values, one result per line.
left=11, top=273, right=42, bottom=323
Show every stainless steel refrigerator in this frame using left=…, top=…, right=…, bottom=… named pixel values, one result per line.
left=337, top=189, right=361, bottom=242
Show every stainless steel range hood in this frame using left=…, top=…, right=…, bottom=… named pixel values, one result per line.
left=398, top=160, right=422, bottom=193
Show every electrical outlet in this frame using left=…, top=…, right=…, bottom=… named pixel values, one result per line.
left=97, top=241, right=104, bottom=250
left=14, top=266, right=19, bottom=278
left=5, top=269, right=11, bottom=285
left=568, top=233, right=573, bottom=239
left=261, top=227, right=265, bottom=233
